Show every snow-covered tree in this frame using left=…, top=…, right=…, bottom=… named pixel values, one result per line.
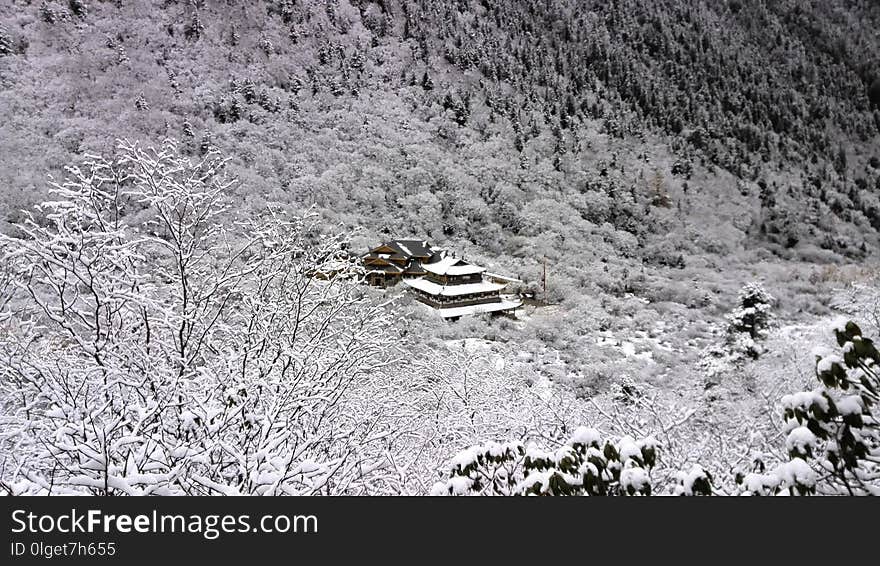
left=185, top=12, right=204, bottom=41
left=372, top=340, right=591, bottom=495
left=740, top=320, right=880, bottom=495
left=68, top=0, right=87, bottom=19
left=702, top=282, right=776, bottom=375
left=432, top=426, right=712, bottom=496
left=0, top=140, right=398, bottom=495
left=0, top=24, right=12, bottom=56
left=727, top=282, right=775, bottom=341
left=39, top=2, right=66, bottom=24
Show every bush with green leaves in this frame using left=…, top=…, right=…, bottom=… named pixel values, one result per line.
left=431, top=427, right=713, bottom=496
left=739, top=320, right=879, bottom=495
left=436, top=318, right=880, bottom=497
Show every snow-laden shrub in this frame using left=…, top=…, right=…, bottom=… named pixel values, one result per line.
left=738, top=320, right=880, bottom=495
left=432, top=426, right=712, bottom=496
left=611, top=374, right=643, bottom=404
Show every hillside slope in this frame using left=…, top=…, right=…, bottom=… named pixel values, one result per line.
left=1, top=0, right=879, bottom=271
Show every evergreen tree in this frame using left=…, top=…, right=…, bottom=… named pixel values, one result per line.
left=185, top=12, right=204, bottom=41
left=68, top=0, right=87, bottom=19
left=0, top=24, right=12, bottom=57
left=727, top=282, right=774, bottom=341
left=134, top=92, right=149, bottom=111
left=650, top=169, right=671, bottom=207
left=420, top=71, right=434, bottom=91
left=39, top=2, right=62, bottom=24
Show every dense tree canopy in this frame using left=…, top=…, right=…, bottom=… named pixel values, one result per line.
left=1, top=0, right=878, bottom=264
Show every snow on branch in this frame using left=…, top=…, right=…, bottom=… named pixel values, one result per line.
left=0, top=140, right=400, bottom=495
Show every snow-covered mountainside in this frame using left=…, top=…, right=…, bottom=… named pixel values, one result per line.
left=1, top=1, right=879, bottom=495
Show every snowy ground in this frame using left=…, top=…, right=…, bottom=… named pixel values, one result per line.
left=425, top=289, right=858, bottom=492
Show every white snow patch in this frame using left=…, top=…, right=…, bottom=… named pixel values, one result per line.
left=568, top=427, right=601, bottom=447
left=619, top=466, right=649, bottom=493
left=836, top=395, right=864, bottom=416
left=785, top=426, right=817, bottom=455
left=816, top=354, right=843, bottom=374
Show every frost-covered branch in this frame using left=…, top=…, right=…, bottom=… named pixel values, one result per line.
left=0, top=140, right=401, bottom=495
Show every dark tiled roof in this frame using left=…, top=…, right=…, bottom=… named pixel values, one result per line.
left=403, top=259, right=427, bottom=274
left=365, top=239, right=435, bottom=261
left=425, top=251, right=445, bottom=264
left=392, top=239, right=433, bottom=258
left=363, top=253, right=407, bottom=262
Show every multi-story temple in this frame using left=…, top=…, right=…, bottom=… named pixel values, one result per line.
left=403, top=255, right=520, bottom=319
left=363, top=239, right=521, bottom=319
left=361, top=239, right=434, bottom=287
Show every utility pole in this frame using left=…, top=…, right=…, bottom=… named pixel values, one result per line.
left=542, top=255, right=547, bottom=303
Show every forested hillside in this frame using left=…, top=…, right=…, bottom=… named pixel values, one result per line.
left=2, top=0, right=880, bottom=269
left=2, top=0, right=880, bottom=496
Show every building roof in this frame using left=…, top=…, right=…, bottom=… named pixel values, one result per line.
left=404, top=277, right=505, bottom=297
left=484, top=272, right=523, bottom=284
left=422, top=256, right=486, bottom=276
left=403, top=259, right=427, bottom=275
left=366, top=239, right=434, bottom=259
left=364, top=255, right=399, bottom=265
left=367, top=263, right=403, bottom=274
left=433, top=299, right=522, bottom=318
left=393, top=239, right=433, bottom=258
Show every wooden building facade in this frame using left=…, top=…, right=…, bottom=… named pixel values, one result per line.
left=361, top=239, right=435, bottom=287
left=403, top=256, right=521, bottom=319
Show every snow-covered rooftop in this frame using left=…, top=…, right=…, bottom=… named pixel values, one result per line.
left=367, top=263, right=403, bottom=274
left=404, top=277, right=505, bottom=296
left=484, top=272, right=522, bottom=283
left=434, top=299, right=522, bottom=318
left=422, top=256, right=486, bottom=276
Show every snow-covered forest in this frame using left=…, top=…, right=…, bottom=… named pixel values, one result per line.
left=1, top=1, right=879, bottom=495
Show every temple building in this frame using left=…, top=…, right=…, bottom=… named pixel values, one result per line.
left=362, top=239, right=435, bottom=287
left=402, top=255, right=521, bottom=319
left=363, top=239, right=522, bottom=319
